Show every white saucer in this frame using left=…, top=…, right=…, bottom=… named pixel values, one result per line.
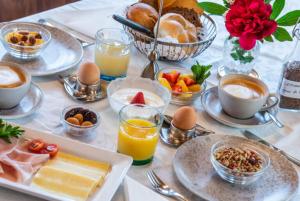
left=201, top=87, right=274, bottom=128
left=0, top=83, right=43, bottom=119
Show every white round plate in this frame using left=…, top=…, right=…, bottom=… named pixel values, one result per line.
left=201, top=87, right=274, bottom=128
left=0, top=82, right=43, bottom=119
left=0, top=22, right=83, bottom=76
left=173, top=135, right=298, bottom=201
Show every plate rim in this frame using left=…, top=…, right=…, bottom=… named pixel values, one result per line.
left=173, top=134, right=299, bottom=201
left=0, top=22, right=84, bottom=77
left=201, top=87, right=273, bottom=128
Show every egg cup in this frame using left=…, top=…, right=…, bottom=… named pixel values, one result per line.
left=62, top=74, right=107, bottom=102
left=75, top=78, right=101, bottom=97
left=160, top=120, right=197, bottom=147
left=170, top=121, right=196, bottom=142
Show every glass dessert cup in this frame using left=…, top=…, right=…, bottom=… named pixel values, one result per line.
left=107, top=77, right=171, bottom=113
left=61, top=105, right=101, bottom=137
left=210, top=141, right=270, bottom=185
left=0, top=22, right=51, bottom=60
left=117, top=104, right=163, bottom=165
left=155, top=67, right=206, bottom=105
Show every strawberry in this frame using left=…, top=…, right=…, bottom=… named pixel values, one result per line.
left=183, top=77, right=196, bottom=86
left=130, top=92, right=146, bottom=104
left=162, top=72, right=180, bottom=84
left=172, top=85, right=182, bottom=93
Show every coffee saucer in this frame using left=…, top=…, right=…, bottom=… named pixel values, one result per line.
left=201, top=87, right=274, bottom=128
left=0, top=83, right=43, bottom=119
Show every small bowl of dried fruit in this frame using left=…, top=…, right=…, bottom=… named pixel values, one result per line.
left=155, top=62, right=211, bottom=105
left=61, top=106, right=101, bottom=137
left=0, top=22, right=51, bottom=60
left=211, top=141, right=270, bottom=185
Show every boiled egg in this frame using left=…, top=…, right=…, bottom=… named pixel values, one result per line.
left=172, top=106, right=197, bottom=130
left=78, top=62, right=100, bottom=85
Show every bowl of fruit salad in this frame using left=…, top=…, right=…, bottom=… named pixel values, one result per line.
left=156, top=62, right=211, bottom=105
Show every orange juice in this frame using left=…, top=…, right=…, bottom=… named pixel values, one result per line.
left=117, top=119, right=159, bottom=165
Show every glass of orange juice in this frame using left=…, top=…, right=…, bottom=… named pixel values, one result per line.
left=118, top=104, right=163, bottom=165
left=95, top=28, right=133, bottom=81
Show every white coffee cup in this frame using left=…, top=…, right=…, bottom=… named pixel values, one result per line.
left=218, top=74, right=277, bottom=119
left=0, top=61, right=31, bottom=109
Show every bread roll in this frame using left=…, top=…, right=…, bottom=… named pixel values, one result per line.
left=139, top=0, right=158, bottom=10
left=127, top=3, right=159, bottom=31
left=154, top=13, right=197, bottom=43
left=167, top=0, right=203, bottom=15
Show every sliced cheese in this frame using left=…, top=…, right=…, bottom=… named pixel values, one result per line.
left=45, top=152, right=111, bottom=186
left=32, top=166, right=97, bottom=201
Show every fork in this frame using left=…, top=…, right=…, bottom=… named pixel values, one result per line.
left=147, top=170, right=188, bottom=201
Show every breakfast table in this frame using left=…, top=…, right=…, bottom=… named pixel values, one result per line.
left=1, top=0, right=300, bottom=200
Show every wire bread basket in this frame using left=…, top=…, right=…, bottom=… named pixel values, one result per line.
left=123, top=7, right=217, bottom=62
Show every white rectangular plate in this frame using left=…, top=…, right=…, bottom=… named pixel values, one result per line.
left=0, top=125, right=133, bottom=201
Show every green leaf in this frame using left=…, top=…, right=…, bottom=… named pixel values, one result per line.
left=0, top=119, right=24, bottom=144
left=265, top=0, right=273, bottom=3
left=270, top=0, right=285, bottom=20
left=222, top=0, right=230, bottom=8
left=277, top=10, right=300, bottom=26
left=273, top=27, right=293, bottom=41
left=198, top=2, right=227, bottom=15
left=264, top=35, right=274, bottom=42
left=191, top=61, right=212, bottom=85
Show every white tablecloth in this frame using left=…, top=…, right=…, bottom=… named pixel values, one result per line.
left=0, top=0, right=300, bottom=200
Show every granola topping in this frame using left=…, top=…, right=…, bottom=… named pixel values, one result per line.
left=214, top=147, right=263, bottom=173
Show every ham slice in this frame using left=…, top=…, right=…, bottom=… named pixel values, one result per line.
left=0, top=138, right=49, bottom=183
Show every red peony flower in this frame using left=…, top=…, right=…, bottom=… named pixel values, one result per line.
left=225, top=0, right=277, bottom=50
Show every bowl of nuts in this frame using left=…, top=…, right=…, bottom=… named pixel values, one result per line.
left=0, top=22, right=51, bottom=60
left=61, top=106, right=101, bottom=137
left=211, top=141, right=270, bottom=185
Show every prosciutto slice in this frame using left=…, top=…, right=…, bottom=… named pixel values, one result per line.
left=0, top=138, right=49, bottom=183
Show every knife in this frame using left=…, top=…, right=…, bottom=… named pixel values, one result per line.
left=242, top=130, right=300, bottom=167
left=38, top=18, right=95, bottom=47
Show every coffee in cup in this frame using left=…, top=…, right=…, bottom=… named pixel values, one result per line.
left=0, top=65, right=26, bottom=88
left=218, top=74, right=276, bottom=119
left=0, top=62, right=31, bottom=109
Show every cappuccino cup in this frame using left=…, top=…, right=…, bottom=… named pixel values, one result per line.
left=218, top=74, right=277, bottom=119
left=0, top=61, right=31, bottom=109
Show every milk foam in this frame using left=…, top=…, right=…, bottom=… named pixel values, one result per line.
left=223, top=84, right=260, bottom=99
left=0, top=66, right=22, bottom=86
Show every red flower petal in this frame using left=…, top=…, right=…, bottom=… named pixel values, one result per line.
left=239, top=35, right=257, bottom=50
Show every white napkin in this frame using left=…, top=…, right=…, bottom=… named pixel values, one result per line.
left=124, top=176, right=169, bottom=201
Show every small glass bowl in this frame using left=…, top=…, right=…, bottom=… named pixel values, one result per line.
left=61, top=105, right=101, bottom=137
left=107, top=77, right=171, bottom=113
left=0, top=22, right=51, bottom=60
left=210, top=141, right=270, bottom=185
left=155, top=67, right=206, bottom=106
